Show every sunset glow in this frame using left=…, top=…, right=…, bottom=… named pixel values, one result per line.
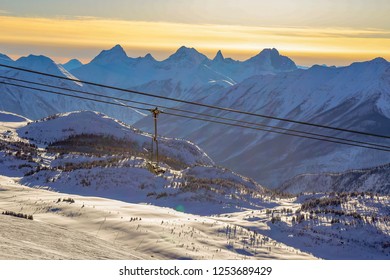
left=1, top=0, right=390, bottom=66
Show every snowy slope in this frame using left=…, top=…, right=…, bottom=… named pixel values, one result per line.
left=20, top=163, right=269, bottom=215
left=139, top=58, right=390, bottom=188
left=0, top=214, right=141, bottom=260
left=0, top=176, right=314, bottom=260
left=278, top=163, right=390, bottom=195
left=1, top=114, right=388, bottom=260
left=0, top=111, right=272, bottom=215
left=227, top=192, right=390, bottom=259
left=0, top=111, right=31, bottom=122
left=17, top=111, right=213, bottom=167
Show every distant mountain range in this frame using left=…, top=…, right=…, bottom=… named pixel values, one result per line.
left=0, top=45, right=296, bottom=122
left=72, top=45, right=296, bottom=88
left=135, top=56, right=390, bottom=189
left=1, top=45, right=389, bottom=192
left=278, top=163, right=390, bottom=195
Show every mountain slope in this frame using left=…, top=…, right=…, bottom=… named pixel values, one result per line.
left=0, top=54, right=13, bottom=71
left=1, top=111, right=388, bottom=260
left=0, top=110, right=273, bottom=215
left=0, top=175, right=314, bottom=260
left=17, top=111, right=213, bottom=167
left=0, top=213, right=141, bottom=260
left=136, top=58, right=390, bottom=188
left=278, top=162, right=390, bottom=195
left=0, top=111, right=31, bottom=122
left=0, top=54, right=146, bottom=122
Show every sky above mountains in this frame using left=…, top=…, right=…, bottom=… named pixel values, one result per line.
left=1, top=0, right=389, bottom=66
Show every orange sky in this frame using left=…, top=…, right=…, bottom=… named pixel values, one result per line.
left=1, top=14, right=389, bottom=66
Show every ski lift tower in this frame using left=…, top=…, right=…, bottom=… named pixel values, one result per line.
left=149, top=107, right=164, bottom=174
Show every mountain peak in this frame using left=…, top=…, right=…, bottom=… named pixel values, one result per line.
left=111, top=44, right=125, bottom=52
left=246, top=48, right=297, bottom=72
left=253, top=48, right=280, bottom=60
left=144, top=53, right=156, bottom=61
left=265, top=48, right=279, bottom=55
left=16, top=55, right=56, bottom=69
left=370, top=57, right=388, bottom=64
left=176, top=46, right=196, bottom=53
left=165, top=46, right=208, bottom=65
left=61, top=59, right=83, bottom=71
left=13, top=54, right=78, bottom=79
left=91, top=44, right=128, bottom=64
left=349, top=57, right=389, bottom=70
left=173, top=46, right=199, bottom=57
left=213, top=50, right=224, bottom=62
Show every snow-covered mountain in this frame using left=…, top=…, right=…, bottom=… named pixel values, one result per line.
left=18, top=111, right=213, bottom=167
left=71, top=45, right=297, bottom=102
left=137, top=57, right=390, bottom=188
left=60, top=59, right=83, bottom=71
left=2, top=46, right=390, bottom=192
left=72, top=45, right=296, bottom=88
left=278, top=162, right=390, bottom=195
left=0, top=45, right=297, bottom=123
left=0, top=54, right=146, bottom=122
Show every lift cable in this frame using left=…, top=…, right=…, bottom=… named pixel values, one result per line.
left=1, top=63, right=389, bottom=140
left=2, top=80, right=390, bottom=153
left=1, top=75, right=390, bottom=150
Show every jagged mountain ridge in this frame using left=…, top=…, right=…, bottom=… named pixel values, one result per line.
left=72, top=45, right=297, bottom=88
left=0, top=45, right=297, bottom=122
left=71, top=45, right=297, bottom=103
